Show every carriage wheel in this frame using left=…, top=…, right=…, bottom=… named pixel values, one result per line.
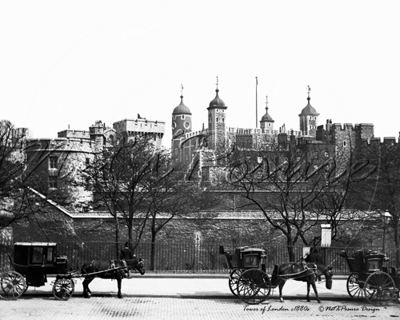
left=228, top=269, right=242, bottom=297
left=237, top=269, right=271, bottom=304
left=0, top=271, right=27, bottom=300
left=346, top=273, right=373, bottom=299
left=364, top=271, right=396, bottom=305
left=52, top=278, right=75, bottom=300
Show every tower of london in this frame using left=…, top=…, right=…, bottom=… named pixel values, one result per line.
left=171, top=82, right=376, bottom=183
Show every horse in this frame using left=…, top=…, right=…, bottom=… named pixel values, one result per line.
left=81, top=257, right=145, bottom=298
left=276, top=262, right=333, bottom=303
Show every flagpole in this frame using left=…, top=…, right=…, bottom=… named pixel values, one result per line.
left=256, top=77, right=258, bottom=128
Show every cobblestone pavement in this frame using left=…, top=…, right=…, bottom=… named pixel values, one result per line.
left=0, top=296, right=399, bottom=320
left=1, top=276, right=399, bottom=319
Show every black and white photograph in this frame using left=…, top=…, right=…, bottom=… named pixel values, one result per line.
left=1, top=1, right=400, bottom=319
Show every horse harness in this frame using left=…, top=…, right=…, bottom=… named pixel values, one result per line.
left=276, top=263, right=320, bottom=281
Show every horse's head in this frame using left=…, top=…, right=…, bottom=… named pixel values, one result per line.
left=323, top=266, right=333, bottom=289
left=132, top=258, right=145, bottom=275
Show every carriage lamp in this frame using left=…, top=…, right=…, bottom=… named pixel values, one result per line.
left=381, top=211, right=392, bottom=254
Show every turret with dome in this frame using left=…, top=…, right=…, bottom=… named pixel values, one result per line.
left=172, top=85, right=192, bottom=139
left=299, top=86, right=319, bottom=136
left=207, top=77, right=227, bottom=150
left=260, top=96, right=274, bottom=131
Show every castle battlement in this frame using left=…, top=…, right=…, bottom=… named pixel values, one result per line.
left=58, top=129, right=90, bottom=139
left=227, top=127, right=302, bottom=137
left=328, top=122, right=374, bottom=131
left=362, top=136, right=400, bottom=146
left=26, top=137, right=95, bottom=152
left=113, top=117, right=165, bottom=135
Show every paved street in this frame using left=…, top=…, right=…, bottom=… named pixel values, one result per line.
left=1, top=275, right=399, bottom=319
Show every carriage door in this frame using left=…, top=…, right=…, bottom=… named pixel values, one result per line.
left=27, top=246, right=46, bottom=286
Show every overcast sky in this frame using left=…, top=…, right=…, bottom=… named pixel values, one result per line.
left=1, top=0, right=399, bottom=147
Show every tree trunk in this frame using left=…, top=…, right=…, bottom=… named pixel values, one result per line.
left=150, top=232, right=156, bottom=271
left=115, top=214, right=120, bottom=259
left=127, top=219, right=133, bottom=245
left=286, top=239, right=296, bottom=262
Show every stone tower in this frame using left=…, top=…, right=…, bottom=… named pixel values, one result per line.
left=89, top=120, right=105, bottom=151
left=299, top=86, right=319, bottom=137
left=207, top=79, right=227, bottom=150
left=171, top=88, right=192, bottom=162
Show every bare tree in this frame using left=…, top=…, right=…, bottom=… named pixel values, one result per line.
left=0, top=120, right=30, bottom=229
left=353, top=140, right=400, bottom=267
left=143, top=173, right=220, bottom=270
left=225, top=141, right=376, bottom=261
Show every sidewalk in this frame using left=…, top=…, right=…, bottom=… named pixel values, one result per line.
left=25, top=273, right=351, bottom=301
left=6, top=274, right=399, bottom=320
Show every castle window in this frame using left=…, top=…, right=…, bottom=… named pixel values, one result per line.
left=343, top=140, right=347, bottom=147
left=49, top=156, right=58, bottom=169
left=48, top=176, right=58, bottom=190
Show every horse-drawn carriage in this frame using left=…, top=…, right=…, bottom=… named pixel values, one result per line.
left=220, top=246, right=267, bottom=297
left=220, top=245, right=333, bottom=304
left=0, top=242, right=145, bottom=300
left=340, top=249, right=400, bottom=305
left=0, top=242, right=75, bottom=300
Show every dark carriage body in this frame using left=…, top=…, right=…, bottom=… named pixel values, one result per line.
left=12, top=242, right=68, bottom=287
left=221, top=246, right=266, bottom=271
left=341, top=250, right=387, bottom=274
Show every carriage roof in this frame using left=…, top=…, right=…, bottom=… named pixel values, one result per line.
left=236, top=246, right=265, bottom=254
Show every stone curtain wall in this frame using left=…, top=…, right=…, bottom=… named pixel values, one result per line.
left=13, top=208, right=377, bottom=249
left=13, top=210, right=275, bottom=246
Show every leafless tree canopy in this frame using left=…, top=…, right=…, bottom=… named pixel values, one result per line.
left=224, top=142, right=376, bottom=261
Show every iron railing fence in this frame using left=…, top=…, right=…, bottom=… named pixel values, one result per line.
left=0, top=238, right=398, bottom=275
left=0, top=235, right=12, bottom=271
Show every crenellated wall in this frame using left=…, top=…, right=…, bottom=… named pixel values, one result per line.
left=316, top=120, right=374, bottom=151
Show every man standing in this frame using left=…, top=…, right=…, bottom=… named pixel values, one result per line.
left=306, top=248, right=323, bottom=264
left=120, top=242, right=133, bottom=278
left=305, top=248, right=324, bottom=281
